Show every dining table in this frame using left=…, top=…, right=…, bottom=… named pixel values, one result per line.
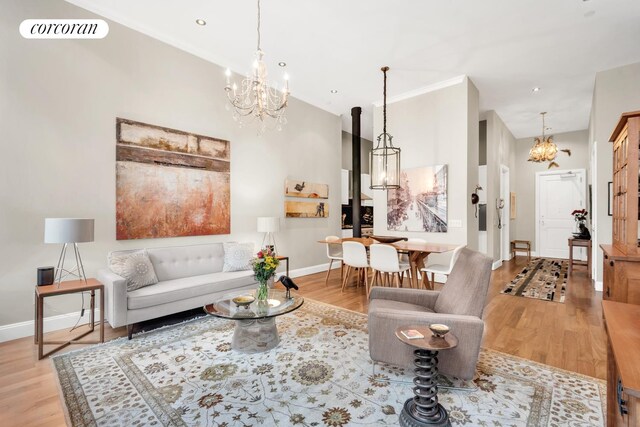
left=317, top=237, right=458, bottom=289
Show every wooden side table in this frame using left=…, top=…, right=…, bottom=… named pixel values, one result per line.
left=395, top=325, right=458, bottom=427
left=276, top=255, right=289, bottom=276
left=568, top=238, right=592, bottom=278
left=34, top=278, right=104, bottom=359
left=510, top=240, right=531, bottom=261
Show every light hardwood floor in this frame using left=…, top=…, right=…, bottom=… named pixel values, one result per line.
left=0, top=257, right=605, bottom=427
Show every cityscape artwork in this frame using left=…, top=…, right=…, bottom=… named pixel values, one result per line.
left=387, top=165, right=448, bottom=232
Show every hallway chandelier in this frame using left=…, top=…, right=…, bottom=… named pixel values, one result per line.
left=370, top=66, right=401, bottom=190
left=528, top=112, right=570, bottom=168
left=224, top=0, right=289, bottom=133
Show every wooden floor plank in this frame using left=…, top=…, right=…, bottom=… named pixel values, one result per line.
left=0, top=256, right=605, bottom=426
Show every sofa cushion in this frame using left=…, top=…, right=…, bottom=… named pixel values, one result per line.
left=222, top=242, right=255, bottom=272
left=146, top=243, right=225, bottom=281
left=127, top=270, right=256, bottom=310
left=108, top=249, right=158, bottom=291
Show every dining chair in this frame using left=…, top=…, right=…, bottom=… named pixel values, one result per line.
left=324, top=235, right=343, bottom=287
left=420, top=245, right=466, bottom=289
left=341, top=241, right=370, bottom=293
left=369, top=244, right=410, bottom=297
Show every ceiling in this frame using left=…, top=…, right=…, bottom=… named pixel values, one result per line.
left=66, top=0, right=640, bottom=141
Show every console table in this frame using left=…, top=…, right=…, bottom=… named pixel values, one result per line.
left=34, top=278, right=104, bottom=359
left=568, top=238, right=591, bottom=278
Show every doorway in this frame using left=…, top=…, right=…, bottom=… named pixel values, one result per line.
left=535, top=169, right=586, bottom=259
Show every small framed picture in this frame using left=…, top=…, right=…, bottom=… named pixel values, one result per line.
left=608, top=182, right=613, bottom=216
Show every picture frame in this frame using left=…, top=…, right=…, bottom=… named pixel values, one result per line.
left=608, top=181, right=613, bottom=216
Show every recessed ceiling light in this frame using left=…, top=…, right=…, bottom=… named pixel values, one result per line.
left=532, top=87, right=541, bottom=93
left=195, top=19, right=207, bottom=26
left=330, top=89, right=338, bottom=94
left=278, top=62, right=286, bottom=67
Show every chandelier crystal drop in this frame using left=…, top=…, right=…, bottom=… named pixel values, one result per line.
left=224, top=0, right=289, bottom=133
left=370, top=66, right=401, bottom=190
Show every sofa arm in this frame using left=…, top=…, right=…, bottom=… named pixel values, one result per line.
left=97, top=268, right=127, bottom=328
left=369, top=287, right=440, bottom=310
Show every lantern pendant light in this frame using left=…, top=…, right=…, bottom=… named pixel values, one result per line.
left=370, top=66, right=401, bottom=190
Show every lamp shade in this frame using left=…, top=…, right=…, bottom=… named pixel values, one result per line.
left=257, top=217, right=280, bottom=233
left=44, top=218, right=94, bottom=243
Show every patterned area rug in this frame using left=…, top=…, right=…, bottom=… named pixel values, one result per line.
left=53, top=300, right=604, bottom=426
left=501, top=258, right=568, bottom=303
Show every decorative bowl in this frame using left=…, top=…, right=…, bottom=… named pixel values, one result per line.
left=370, top=235, right=408, bottom=244
left=429, top=323, right=450, bottom=338
left=232, top=295, right=255, bottom=309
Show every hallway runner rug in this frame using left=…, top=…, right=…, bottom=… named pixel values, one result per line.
left=501, top=258, right=568, bottom=303
left=53, top=299, right=603, bottom=426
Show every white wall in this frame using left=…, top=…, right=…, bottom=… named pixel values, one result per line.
left=341, top=131, right=373, bottom=174
left=371, top=77, right=479, bottom=247
left=590, top=62, right=640, bottom=286
left=0, top=0, right=341, bottom=327
left=513, top=130, right=590, bottom=251
left=484, top=111, right=516, bottom=262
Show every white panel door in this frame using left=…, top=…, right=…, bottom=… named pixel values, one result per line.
left=538, top=171, right=585, bottom=259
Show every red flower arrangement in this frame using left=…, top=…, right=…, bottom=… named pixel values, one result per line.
left=571, top=209, right=588, bottom=223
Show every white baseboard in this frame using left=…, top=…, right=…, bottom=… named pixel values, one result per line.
left=492, top=260, right=503, bottom=270
left=0, top=309, right=102, bottom=343
left=284, top=261, right=340, bottom=279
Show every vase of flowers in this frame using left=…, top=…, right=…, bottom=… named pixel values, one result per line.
left=251, top=246, right=280, bottom=304
left=571, top=209, right=591, bottom=239
left=571, top=209, right=588, bottom=226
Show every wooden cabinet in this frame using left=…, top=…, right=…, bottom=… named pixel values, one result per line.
left=611, top=111, right=640, bottom=255
left=602, top=112, right=640, bottom=306
left=603, top=301, right=640, bottom=427
left=601, top=245, right=640, bottom=304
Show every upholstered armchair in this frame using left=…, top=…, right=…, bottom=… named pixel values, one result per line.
left=368, top=248, right=492, bottom=380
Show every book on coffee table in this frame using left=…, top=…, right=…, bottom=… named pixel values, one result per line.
left=400, top=329, right=424, bottom=340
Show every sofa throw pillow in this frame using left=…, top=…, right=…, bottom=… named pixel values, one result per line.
left=223, top=242, right=255, bottom=272
left=108, top=249, right=159, bottom=291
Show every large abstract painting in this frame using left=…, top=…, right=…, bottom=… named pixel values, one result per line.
left=387, top=165, right=448, bottom=232
left=116, top=118, right=230, bottom=240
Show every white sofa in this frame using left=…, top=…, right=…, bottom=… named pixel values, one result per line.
left=97, top=243, right=257, bottom=338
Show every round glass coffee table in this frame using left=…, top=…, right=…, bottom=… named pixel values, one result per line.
left=204, top=289, right=304, bottom=353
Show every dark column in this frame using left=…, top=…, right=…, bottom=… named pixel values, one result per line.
left=352, top=107, right=362, bottom=238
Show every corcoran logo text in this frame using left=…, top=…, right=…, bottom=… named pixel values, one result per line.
left=20, top=19, right=109, bottom=39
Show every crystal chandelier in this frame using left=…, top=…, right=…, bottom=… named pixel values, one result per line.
left=370, top=66, right=401, bottom=190
left=224, top=0, right=289, bottom=132
left=528, top=112, right=570, bottom=168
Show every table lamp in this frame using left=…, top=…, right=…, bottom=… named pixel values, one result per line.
left=257, top=217, right=280, bottom=254
left=44, top=218, right=94, bottom=285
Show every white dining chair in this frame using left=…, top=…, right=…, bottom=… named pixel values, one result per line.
left=324, top=235, right=343, bottom=286
left=341, top=241, right=370, bottom=293
left=421, top=245, right=466, bottom=289
left=369, top=244, right=410, bottom=297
